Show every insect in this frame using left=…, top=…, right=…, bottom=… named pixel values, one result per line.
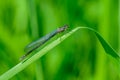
left=20, top=24, right=68, bottom=61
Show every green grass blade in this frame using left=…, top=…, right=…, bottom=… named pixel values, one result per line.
left=0, top=27, right=119, bottom=80
left=82, top=27, right=120, bottom=60
left=0, top=26, right=77, bottom=80
left=79, top=27, right=120, bottom=60
left=95, top=31, right=119, bottom=59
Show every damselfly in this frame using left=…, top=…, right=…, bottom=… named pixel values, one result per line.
left=20, top=24, right=68, bottom=60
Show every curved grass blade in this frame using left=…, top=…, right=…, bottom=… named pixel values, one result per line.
left=0, top=27, right=119, bottom=80
left=85, top=27, right=120, bottom=60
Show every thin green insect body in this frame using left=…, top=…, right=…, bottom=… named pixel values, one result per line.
left=20, top=25, right=68, bottom=60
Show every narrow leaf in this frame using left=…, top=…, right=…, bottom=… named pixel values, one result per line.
left=0, top=27, right=119, bottom=80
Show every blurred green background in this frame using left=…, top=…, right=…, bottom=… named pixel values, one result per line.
left=0, top=0, right=119, bottom=80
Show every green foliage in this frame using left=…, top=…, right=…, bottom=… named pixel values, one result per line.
left=0, top=0, right=119, bottom=80
left=0, top=27, right=119, bottom=80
